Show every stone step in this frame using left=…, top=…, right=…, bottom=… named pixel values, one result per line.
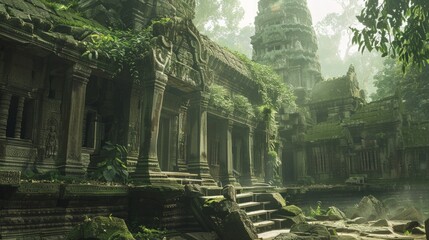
left=253, top=220, right=275, bottom=228
left=254, top=220, right=275, bottom=233
left=247, top=209, right=270, bottom=218
left=272, top=218, right=288, bottom=229
left=238, top=201, right=261, bottom=209
left=200, top=192, right=254, bottom=201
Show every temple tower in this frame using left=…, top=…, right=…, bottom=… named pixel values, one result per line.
left=252, top=0, right=322, bottom=91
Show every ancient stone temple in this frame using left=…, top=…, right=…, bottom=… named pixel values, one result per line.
left=252, top=0, right=322, bottom=91
left=280, top=65, right=429, bottom=183
left=252, top=0, right=429, bottom=184
left=0, top=0, right=282, bottom=237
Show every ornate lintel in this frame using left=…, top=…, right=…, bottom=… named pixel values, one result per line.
left=69, top=63, right=91, bottom=84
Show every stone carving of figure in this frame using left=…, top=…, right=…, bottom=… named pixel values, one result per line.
left=45, top=125, right=58, bottom=158
left=295, top=40, right=303, bottom=50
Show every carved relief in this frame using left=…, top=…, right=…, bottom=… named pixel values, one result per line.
left=128, top=123, right=139, bottom=155
left=45, top=117, right=58, bottom=159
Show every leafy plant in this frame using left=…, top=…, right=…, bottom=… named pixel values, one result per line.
left=310, top=201, right=324, bottom=217
left=82, top=18, right=171, bottom=82
left=95, top=142, right=129, bottom=184
left=232, top=94, right=255, bottom=117
left=208, top=84, right=234, bottom=114
left=134, top=226, right=167, bottom=240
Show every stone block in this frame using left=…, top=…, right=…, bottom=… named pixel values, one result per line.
left=0, top=170, right=21, bottom=185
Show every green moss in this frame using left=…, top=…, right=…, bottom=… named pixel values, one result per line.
left=67, top=216, right=135, bottom=240
left=305, top=121, right=344, bottom=142
left=208, top=84, right=234, bottom=114
left=203, top=197, right=225, bottom=207
left=311, top=76, right=361, bottom=103
left=345, top=99, right=401, bottom=125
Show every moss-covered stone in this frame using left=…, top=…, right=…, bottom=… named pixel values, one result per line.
left=278, top=205, right=303, bottom=217
left=66, top=216, right=135, bottom=240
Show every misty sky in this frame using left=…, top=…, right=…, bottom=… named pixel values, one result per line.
left=239, top=0, right=342, bottom=26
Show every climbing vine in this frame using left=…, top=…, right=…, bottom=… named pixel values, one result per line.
left=208, top=84, right=256, bottom=117
left=82, top=18, right=171, bottom=81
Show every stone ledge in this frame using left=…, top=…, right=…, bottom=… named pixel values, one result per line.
left=0, top=170, right=21, bottom=186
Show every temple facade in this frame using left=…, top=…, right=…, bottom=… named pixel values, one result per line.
left=0, top=0, right=271, bottom=188
left=252, top=0, right=429, bottom=184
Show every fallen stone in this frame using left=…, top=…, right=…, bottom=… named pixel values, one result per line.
left=411, top=227, right=426, bottom=235
left=371, top=219, right=390, bottom=227
left=257, top=192, right=287, bottom=209
left=66, top=216, right=135, bottom=240
left=278, top=205, right=304, bottom=217
left=327, top=206, right=347, bottom=221
left=392, top=221, right=421, bottom=233
left=223, top=210, right=258, bottom=240
left=222, top=184, right=236, bottom=202
left=346, top=217, right=367, bottom=224
left=282, top=214, right=307, bottom=228
left=290, top=222, right=331, bottom=239
left=184, top=184, right=203, bottom=197
left=391, top=207, right=425, bottom=222
left=349, top=195, right=386, bottom=221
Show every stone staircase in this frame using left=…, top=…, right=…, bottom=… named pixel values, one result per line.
left=201, top=191, right=289, bottom=233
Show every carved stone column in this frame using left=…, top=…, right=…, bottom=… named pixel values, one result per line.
left=188, top=92, right=216, bottom=185
left=242, top=126, right=257, bottom=186
left=13, top=96, right=25, bottom=139
left=221, top=119, right=239, bottom=186
left=57, top=63, right=91, bottom=176
left=0, top=90, right=11, bottom=138
left=133, top=42, right=174, bottom=184
left=133, top=71, right=173, bottom=184
left=176, top=101, right=189, bottom=172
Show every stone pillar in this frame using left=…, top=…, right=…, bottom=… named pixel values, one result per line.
left=221, top=119, right=239, bottom=186
left=176, top=102, right=189, bottom=172
left=0, top=90, right=11, bottom=138
left=58, top=63, right=91, bottom=176
left=242, top=127, right=257, bottom=186
left=188, top=92, right=216, bottom=185
left=133, top=71, right=172, bottom=184
left=13, top=96, right=25, bottom=139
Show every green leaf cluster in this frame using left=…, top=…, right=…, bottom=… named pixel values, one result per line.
left=352, top=0, right=429, bottom=71
left=233, top=52, right=294, bottom=111
left=82, top=18, right=171, bottom=81
left=134, top=226, right=167, bottom=240
left=208, top=84, right=259, bottom=118
left=94, top=142, right=129, bottom=184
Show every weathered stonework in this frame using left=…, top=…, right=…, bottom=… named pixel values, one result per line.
left=252, top=0, right=322, bottom=91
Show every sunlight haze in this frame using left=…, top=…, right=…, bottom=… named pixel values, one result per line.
left=239, top=0, right=342, bottom=26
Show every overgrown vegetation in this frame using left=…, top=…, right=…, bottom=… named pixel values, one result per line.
left=352, top=0, right=429, bottom=71
left=208, top=84, right=256, bottom=117
left=134, top=226, right=167, bottom=240
left=82, top=18, right=171, bottom=82
left=310, top=201, right=325, bottom=217
left=93, top=142, right=129, bottom=184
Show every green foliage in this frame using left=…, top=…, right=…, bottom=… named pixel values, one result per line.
left=208, top=84, right=234, bottom=114
left=39, top=0, right=78, bottom=11
left=95, top=142, right=129, bottom=184
left=194, top=0, right=253, bottom=56
left=82, top=18, right=171, bottom=81
left=310, top=201, right=324, bottom=217
left=352, top=0, right=429, bottom=71
left=371, top=59, right=429, bottom=120
left=232, top=94, right=255, bottom=118
left=134, top=226, right=167, bottom=240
